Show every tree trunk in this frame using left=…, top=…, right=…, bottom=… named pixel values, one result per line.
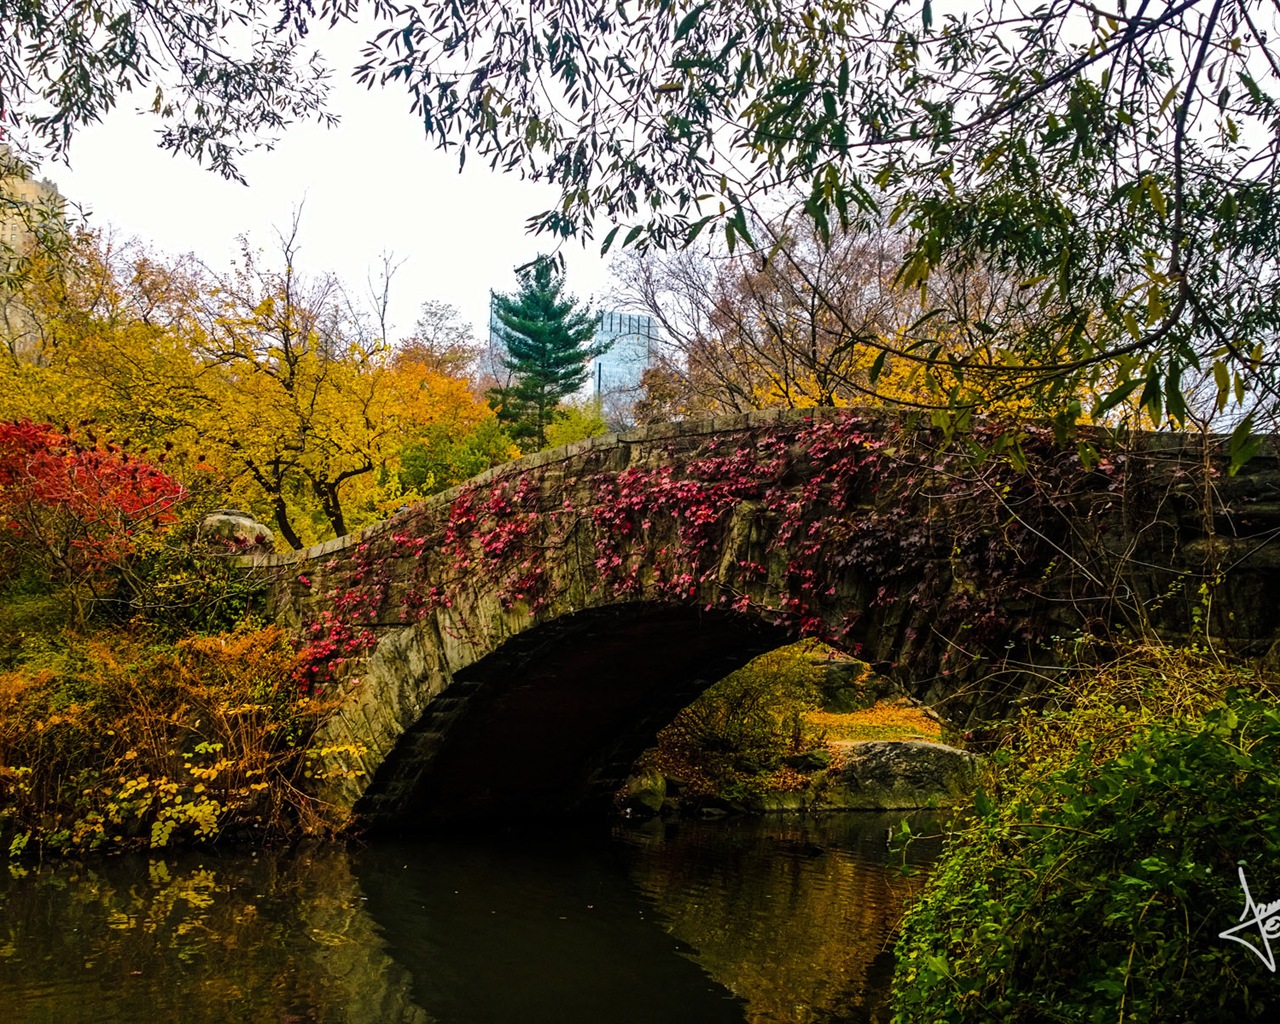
left=272, top=497, right=304, bottom=550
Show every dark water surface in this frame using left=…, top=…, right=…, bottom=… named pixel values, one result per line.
left=0, top=813, right=942, bottom=1024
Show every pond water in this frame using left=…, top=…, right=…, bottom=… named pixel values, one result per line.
left=0, top=813, right=942, bottom=1024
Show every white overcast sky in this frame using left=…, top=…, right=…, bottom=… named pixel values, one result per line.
left=40, top=18, right=614, bottom=345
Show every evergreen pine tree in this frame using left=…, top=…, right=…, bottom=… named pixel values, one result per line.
left=489, top=257, right=607, bottom=449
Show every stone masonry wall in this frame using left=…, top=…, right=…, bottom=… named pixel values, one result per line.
left=256, top=408, right=1280, bottom=826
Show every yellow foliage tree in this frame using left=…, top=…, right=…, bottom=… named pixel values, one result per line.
left=619, top=219, right=1087, bottom=428
left=0, top=225, right=515, bottom=549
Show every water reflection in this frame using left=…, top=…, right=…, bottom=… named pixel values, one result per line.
left=356, top=832, right=744, bottom=1024
left=619, top=814, right=941, bottom=1024
left=0, top=847, right=427, bottom=1023
left=0, top=813, right=940, bottom=1024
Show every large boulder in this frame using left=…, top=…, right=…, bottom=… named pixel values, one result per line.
left=617, top=767, right=667, bottom=817
left=197, top=509, right=277, bottom=554
left=805, top=650, right=901, bottom=712
left=816, top=740, right=978, bottom=811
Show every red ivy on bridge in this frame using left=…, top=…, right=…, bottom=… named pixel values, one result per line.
left=291, top=414, right=1126, bottom=691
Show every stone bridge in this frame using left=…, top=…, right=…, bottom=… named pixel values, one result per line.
left=262, top=408, right=1280, bottom=829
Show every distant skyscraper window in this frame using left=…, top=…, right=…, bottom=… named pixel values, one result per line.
left=585, top=312, right=656, bottom=402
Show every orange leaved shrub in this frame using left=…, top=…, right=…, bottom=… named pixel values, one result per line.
left=0, top=624, right=344, bottom=856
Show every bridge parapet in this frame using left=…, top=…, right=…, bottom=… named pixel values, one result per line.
left=263, top=409, right=1280, bottom=827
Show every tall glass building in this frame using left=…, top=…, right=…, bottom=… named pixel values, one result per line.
left=585, top=311, right=657, bottom=402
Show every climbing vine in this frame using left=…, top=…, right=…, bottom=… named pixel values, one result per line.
left=286, top=411, right=1147, bottom=701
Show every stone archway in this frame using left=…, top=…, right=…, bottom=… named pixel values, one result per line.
left=259, top=409, right=1280, bottom=828
left=356, top=604, right=786, bottom=827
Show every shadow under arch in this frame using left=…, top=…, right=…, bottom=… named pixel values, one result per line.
left=355, top=604, right=791, bottom=830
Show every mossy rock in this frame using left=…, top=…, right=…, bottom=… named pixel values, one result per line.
left=806, top=652, right=900, bottom=712
left=618, top=767, right=667, bottom=817
left=754, top=790, right=812, bottom=812
left=783, top=748, right=833, bottom=771
left=816, top=740, right=978, bottom=811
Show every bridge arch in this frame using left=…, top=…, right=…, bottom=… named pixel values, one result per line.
left=261, top=409, right=1280, bottom=828
left=354, top=603, right=787, bottom=826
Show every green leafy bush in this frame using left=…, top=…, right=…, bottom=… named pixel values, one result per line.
left=126, top=540, right=273, bottom=635
left=893, top=674, right=1280, bottom=1023
left=543, top=399, right=609, bottom=448
left=640, top=641, right=829, bottom=799
left=398, top=417, right=518, bottom=495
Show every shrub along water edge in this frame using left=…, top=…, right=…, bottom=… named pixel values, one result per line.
left=892, top=646, right=1280, bottom=1022
left=0, top=625, right=357, bottom=857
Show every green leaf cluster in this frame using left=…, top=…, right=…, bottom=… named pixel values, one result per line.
left=397, top=417, right=518, bottom=495
left=893, top=669, right=1280, bottom=1022
left=1, top=0, right=335, bottom=178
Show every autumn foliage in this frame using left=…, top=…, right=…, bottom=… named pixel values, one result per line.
left=0, top=228, right=517, bottom=552
left=0, top=420, right=185, bottom=614
left=0, top=625, right=350, bottom=855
